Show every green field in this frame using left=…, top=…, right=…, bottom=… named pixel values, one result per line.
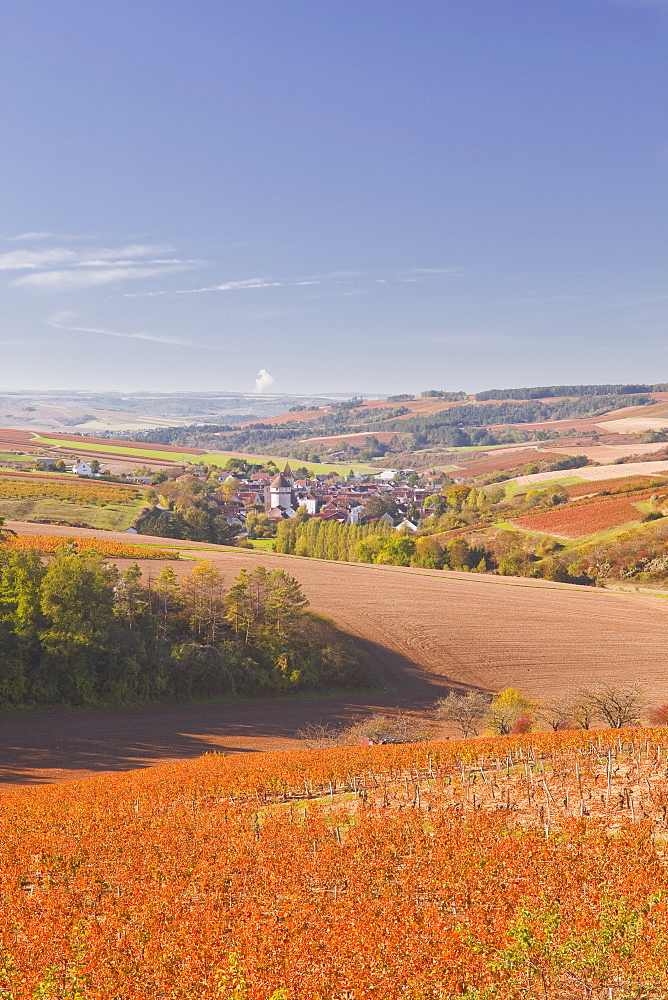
left=0, top=453, right=40, bottom=464
left=34, top=437, right=198, bottom=463
left=504, top=475, right=585, bottom=498
left=34, top=436, right=374, bottom=476
left=0, top=497, right=147, bottom=531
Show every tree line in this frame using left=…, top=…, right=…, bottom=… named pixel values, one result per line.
left=275, top=517, right=393, bottom=562
left=474, top=383, right=657, bottom=401
left=0, top=542, right=367, bottom=708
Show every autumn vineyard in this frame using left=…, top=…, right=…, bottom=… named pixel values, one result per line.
left=511, top=495, right=647, bottom=538
left=3, top=730, right=668, bottom=998
left=3, top=535, right=178, bottom=559
left=0, top=476, right=139, bottom=506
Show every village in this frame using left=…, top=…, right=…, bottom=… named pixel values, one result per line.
left=163, top=462, right=461, bottom=536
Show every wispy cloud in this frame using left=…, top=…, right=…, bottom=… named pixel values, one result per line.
left=410, top=267, right=462, bottom=275
left=254, top=369, right=275, bottom=393
left=0, top=248, right=80, bottom=271
left=19, top=265, right=192, bottom=290
left=47, top=316, right=192, bottom=346
left=4, top=231, right=55, bottom=242
left=125, top=266, right=460, bottom=298
left=3, top=241, right=199, bottom=290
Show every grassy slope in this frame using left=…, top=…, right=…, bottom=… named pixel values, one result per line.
left=248, top=538, right=277, bottom=551
left=0, top=497, right=147, bottom=530
left=504, top=475, right=586, bottom=497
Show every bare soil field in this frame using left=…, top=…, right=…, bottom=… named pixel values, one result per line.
left=4, top=520, right=668, bottom=787
left=552, top=442, right=668, bottom=462
left=598, top=416, right=668, bottom=434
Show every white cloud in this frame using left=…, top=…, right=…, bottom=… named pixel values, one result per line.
left=4, top=232, right=55, bottom=242
left=180, top=278, right=284, bottom=295
left=254, top=369, right=275, bottom=393
left=0, top=248, right=79, bottom=271
left=47, top=317, right=191, bottom=346
left=126, top=266, right=460, bottom=298
left=3, top=241, right=197, bottom=291
left=16, top=266, right=187, bottom=289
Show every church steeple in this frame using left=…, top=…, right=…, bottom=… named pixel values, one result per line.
left=282, top=462, right=294, bottom=485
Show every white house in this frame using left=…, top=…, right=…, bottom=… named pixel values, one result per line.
left=71, top=461, right=92, bottom=476
left=347, top=503, right=364, bottom=524
left=394, top=518, right=418, bottom=532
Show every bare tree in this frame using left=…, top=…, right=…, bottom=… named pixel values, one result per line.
left=569, top=691, right=597, bottom=730
left=433, top=691, right=491, bottom=737
left=579, top=683, right=646, bottom=729
left=339, top=713, right=434, bottom=745
left=297, top=721, right=345, bottom=749
left=298, top=712, right=433, bottom=748
left=533, top=696, right=574, bottom=732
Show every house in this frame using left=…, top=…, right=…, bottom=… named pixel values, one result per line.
left=347, top=503, right=364, bottom=524
left=394, top=518, right=418, bottom=532
left=265, top=506, right=290, bottom=523
left=71, top=461, right=92, bottom=476
left=299, top=491, right=320, bottom=515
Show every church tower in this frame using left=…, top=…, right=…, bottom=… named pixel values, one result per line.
left=268, top=469, right=295, bottom=510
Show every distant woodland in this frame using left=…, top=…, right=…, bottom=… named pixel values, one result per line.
left=126, top=387, right=654, bottom=462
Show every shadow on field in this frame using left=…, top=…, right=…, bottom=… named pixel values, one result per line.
left=0, top=635, right=476, bottom=786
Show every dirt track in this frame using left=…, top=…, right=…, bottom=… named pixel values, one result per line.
left=3, top=520, right=668, bottom=786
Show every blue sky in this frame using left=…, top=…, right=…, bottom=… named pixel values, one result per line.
left=1, top=0, right=666, bottom=395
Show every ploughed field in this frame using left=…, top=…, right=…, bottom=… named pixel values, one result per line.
left=7, top=520, right=667, bottom=702
left=5, top=520, right=668, bottom=787
left=4, top=730, right=668, bottom=998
